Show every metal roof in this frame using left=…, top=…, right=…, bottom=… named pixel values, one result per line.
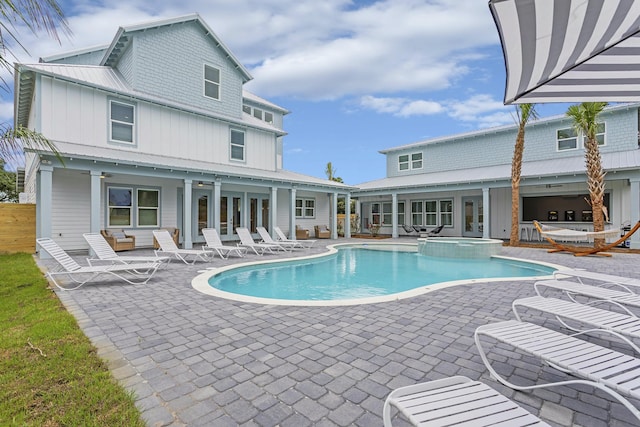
left=31, top=140, right=353, bottom=191
left=355, top=149, right=640, bottom=193
left=15, top=63, right=287, bottom=137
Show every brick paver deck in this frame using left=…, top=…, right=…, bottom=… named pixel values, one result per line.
left=38, top=238, right=640, bottom=426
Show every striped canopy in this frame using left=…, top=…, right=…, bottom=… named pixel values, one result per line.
left=489, top=0, right=640, bottom=104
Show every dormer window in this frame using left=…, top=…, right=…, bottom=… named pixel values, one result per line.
left=204, top=65, right=220, bottom=100
left=242, top=104, right=275, bottom=124
left=557, top=123, right=606, bottom=151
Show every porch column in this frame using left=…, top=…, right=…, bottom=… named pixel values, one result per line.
left=183, top=179, right=192, bottom=249
left=630, top=179, right=640, bottom=249
left=355, top=199, right=361, bottom=234
left=289, top=187, right=297, bottom=239
left=213, top=179, right=221, bottom=232
left=482, top=187, right=490, bottom=239
left=90, top=171, right=101, bottom=234
left=345, top=193, right=351, bottom=238
left=271, top=186, right=278, bottom=235
left=331, top=192, right=338, bottom=239
left=38, top=165, right=53, bottom=258
left=392, top=192, right=398, bottom=238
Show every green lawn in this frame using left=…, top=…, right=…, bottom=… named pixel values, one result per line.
left=0, top=253, right=145, bottom=426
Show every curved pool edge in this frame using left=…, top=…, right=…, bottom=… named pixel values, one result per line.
left=191, top=242, right=565, bottom=306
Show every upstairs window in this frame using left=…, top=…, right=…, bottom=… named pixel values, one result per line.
left=557, top=123, right=606, bottom=151
left=243, top=104, right=275, bottom=125
left=204, top=65, right=220, bottom=100
left=399, top=152, right=422, bottom=171
left=230, top=129, right=245, bottom=161
left=264, top=112, right=273, bottom=124
left=253, top=108, right=263, bottom=120
left=109, top=100, right=135, bottom=144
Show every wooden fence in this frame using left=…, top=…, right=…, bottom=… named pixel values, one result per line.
left=0, top=204, right=36, bottom=254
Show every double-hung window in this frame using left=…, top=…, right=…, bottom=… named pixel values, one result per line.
left=412, top=199, right=452, bottom=227
left=295, top=198, right=315, bottom=218
left=109, top=100, right=135, bottom=144
left=230, top=129, right=245, bottom=161
left=108, top=187, right=132, bottom=226
left=439, top=200, right=453, bottom=226
left=137, top=189, right=159, bottom=227
left=399, top=152, right=423, bottom=171
left=397, top=201, right=405, bottom=225
left=425, top=200, right=438, bottom=226
left=557, top=123, right=606, bottom=151
left=411, top=153, right=423, bottom=169
left=108, top=186, right=160, bottom=228
left=204, top=64, right=220, bottom=100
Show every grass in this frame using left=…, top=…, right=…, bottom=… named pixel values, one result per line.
left=0, top=253, right=145, bottom=427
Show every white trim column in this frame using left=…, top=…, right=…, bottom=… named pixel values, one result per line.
left=213, top=179, right=221, bottom=232
left=482, top=187, right=490, bottom=239
left=331, top=192, right=338, bottom=239
left=90, top=171, right=101, bottom=234
left=183, top=179, right=192, bottom=249
left=289, top=187, right=297, bottom=239
left=38, top=165, right=53, bottom=258
left=345, top=193, right=351, bottom=238
left=630, top=179, right=640, bottom=249
left=270, top=186, right=278, bottom=236
left=392, top=192, right=398, bottom=238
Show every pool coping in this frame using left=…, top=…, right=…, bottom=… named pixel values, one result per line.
left=191, top=242, right=564, bottom=306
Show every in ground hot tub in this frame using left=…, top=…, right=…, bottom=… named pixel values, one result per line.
left=418, top=237, right=503, bottom=259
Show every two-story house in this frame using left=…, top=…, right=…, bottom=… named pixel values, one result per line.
left=352, top=103, right=640, bottom=248
left=16, top=14, right=352, bottom=251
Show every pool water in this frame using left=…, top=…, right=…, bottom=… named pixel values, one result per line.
left=207, top=245, right=555, bottom=302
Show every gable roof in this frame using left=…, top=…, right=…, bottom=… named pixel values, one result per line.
left=100, top=13, right=252, bottom=83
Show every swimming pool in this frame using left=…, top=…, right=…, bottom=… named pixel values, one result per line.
left=192, top=243, right=558, bottom=306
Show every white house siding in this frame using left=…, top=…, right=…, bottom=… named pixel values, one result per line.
left=39, top=78, right=277, bottom=171
left=52, top=169, right=90, bottom=250
left=127, top=22, right=243, bottom=119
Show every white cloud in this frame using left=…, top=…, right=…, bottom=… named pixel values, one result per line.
left=359, top=95, right=444, bottom=117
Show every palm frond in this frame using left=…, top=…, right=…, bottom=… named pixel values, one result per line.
left=0, top=123, right=64, bottom=165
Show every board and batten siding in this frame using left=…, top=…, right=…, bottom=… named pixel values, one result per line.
left=51, top=169, right=91, bottom=251
left=39, top=77, right=277, bottom=171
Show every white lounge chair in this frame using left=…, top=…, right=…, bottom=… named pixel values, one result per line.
left=152, top=230, right=211, bottom=264
left=274, top=226, right=315, bottom=248
left=554, top=269, right=640, bottom=293
left=383, top=376, right=550, bottom=427
left=36, top=237, right=160, bottom=290
left=256, top=226, right=297, bottom=251
left=512, top=295, right=640, bottom=353
left=83, top=233, right=170, bottom=267
left=235, top=227, right=282, bottom=255
left=201, top=228, right=247, bottom=259
left=475, top=320, right=640, bottom=422
left=535, top=279, right=640, bottom=313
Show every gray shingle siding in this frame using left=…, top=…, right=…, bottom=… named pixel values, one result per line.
left=116, top=43, right=135, bottom=84
left=127, top=22, right=243, bottom=118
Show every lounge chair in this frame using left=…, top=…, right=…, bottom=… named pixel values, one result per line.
left=475, top=320, right=640, bottom=422
left=152, top=230, right=211, bottom=264
left=84, top=233, right=170, bottom=267
left=201, top=228, right=247, bottom=259
left=512, top=296, right=640, bottom=353
left=36, top=237, right=160, bottom=290
left=401, top=224, right=416, bottom=235
left=412, top=224, right=443, bottom=237
left=554, top=269, right=640, bottom=293
left=383, top=376, right=550, bottom=427
left=256, top=226, right=300, bottom=251
left=274, top=226, right=315, bottom=248
left=235, top=227, right=282, bottom=255
left=534, top=279, right=640, bottom=313
left=314, top=225, right=330, bottom=239
left=533, top=220, right=640, bottom=257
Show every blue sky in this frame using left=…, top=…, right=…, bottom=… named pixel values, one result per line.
left=2, top=0, right=572, bottom=184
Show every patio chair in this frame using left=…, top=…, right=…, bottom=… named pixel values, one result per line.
left=554, top=269, right=640, bottom=293
left=201, top=228, right=247, bottom=259
left=36, top=238, right=160, bottom=290
left=401, top=224, right=416, bottom=235
left=295, top=225, right=310, bottom=240
left=314, top=225, right=330, bottom=239
left=534, top=279, right=640, bottom=313
left=512, top=295, right=640, bottom=354
left=475, top=320, right=640, bottom=422
left=256, top=226, right=298, bottom=251
left=152, top=230, right=211, bottom=264
left=274, top=226, right=315, bottom=248
left=100, top=229, right=135, bottom=251
left=383, top=376, right=550, bottom=427
left=235, top=227, right=282, bottom=255
left=84, top=233, right=170, bottom=268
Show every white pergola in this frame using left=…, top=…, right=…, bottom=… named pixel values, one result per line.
left=489, top=0, right=640, bottom=104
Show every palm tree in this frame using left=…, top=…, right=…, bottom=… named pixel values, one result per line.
left=510, top=103, right=537, bottom=246
left=0, top=0, right=69, bottom=163
left=566, top=102, right=608, bottom=248
left=325, top=162, right=343, bottom=182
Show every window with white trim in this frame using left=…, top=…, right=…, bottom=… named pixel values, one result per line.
left=371, top=203, right=381, bottom=225
left=109, top=100, right=135, bottom=144
left=108, top=187, right=132, bottom=227
left=399, top=152, right=423, bottom=171
left=137, top=189, right=159, bottom=227
left=557, top=122, right=606, bottom=151
left=295, top=198, right=315, bottom=218
left=425, top=200, right=437, bottom=226
left=397, top=201, right=405, bottom=225
left=243, top=104, right=275, bottom=124
left=439, top=199, right=453, bottom=226
left=230, top=129, right=245, bottom=161
left=204, top=64, right=220, bottom=100
left=411, top=199, right=453, bottom=227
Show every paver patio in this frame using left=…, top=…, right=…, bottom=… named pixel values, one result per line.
left=37, top=238, right=640, bottom=426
